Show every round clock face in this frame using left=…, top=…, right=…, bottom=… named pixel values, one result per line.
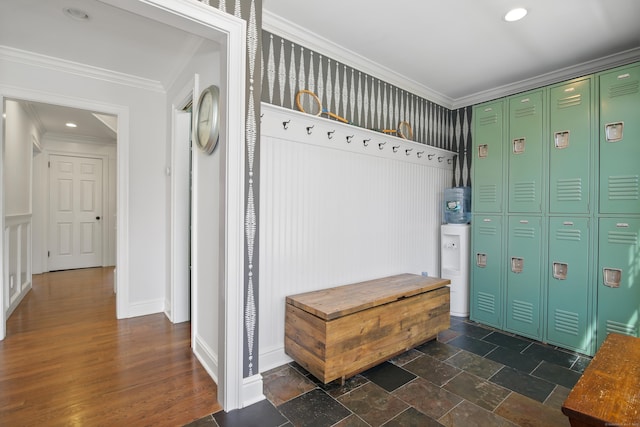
left=195, top=85, right=220, bottom=154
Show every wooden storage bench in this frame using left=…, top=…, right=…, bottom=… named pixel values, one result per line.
left=284, top=273, right=450, bottom=384
left=562, top=333, right=640, bottom=426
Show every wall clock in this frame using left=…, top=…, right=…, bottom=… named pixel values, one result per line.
left=194, top=85, right=220, bottom=154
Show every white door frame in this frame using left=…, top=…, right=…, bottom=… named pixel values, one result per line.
left=0, top=0, right=247, bottom=411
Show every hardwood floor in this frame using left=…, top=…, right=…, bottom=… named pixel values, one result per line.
left=0, top=267, right=221, bottom=426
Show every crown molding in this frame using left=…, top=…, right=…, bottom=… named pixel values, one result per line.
left=262, top=10, right=454, bottom=109
left=44, top=132, right=116, bottom=146
left=0, top=45, right=165, bottom=93
left=454, top=47, right=640, bottom=108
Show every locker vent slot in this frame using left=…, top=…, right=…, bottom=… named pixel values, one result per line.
left=478, top=144, right=489, bottom=158
left=556, top=179, right=583, bottom=201
left=606, top=320, right=637, bottom=337
left=514, top=227, right=536, bottom=239
left=514, top=105, right=536, bottom=118
left=512, top=138, right=526, bottom=154
left=607, top=175, right=639, bottom=200
left=478, top=184, right=498, bottom=204
left=607, top=231, right=638, bottom=245
left=513, top=182, right=536, bottom=202
left=554, top=131, right=570, bottom=149
left=479, top=114, right=498, bottom=126
left=553, top=262, right=568, bottom=280
left=478, top=225, right=498, bottom=236
left=554, top=309, right=579, bottom=336
left=512, top=300, right=534, bottom=324
left=477, top=292, right=496, bottom=314
left=608, top=80, right=639, bottom=98
left=555, top=229, right=582, bottom=241
left=557, top=94, right=582, bottom=109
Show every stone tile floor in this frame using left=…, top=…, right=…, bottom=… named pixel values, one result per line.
left=187, top=317, right=590, bottom=426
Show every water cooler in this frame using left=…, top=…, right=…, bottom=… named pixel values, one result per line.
left=441, top=187, right=471, bottom=318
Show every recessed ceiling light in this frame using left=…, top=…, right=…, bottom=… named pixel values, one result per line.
left=63, top=7, right=90, bottom=21
left=504, top=7, right=528, bottom=22
left=66, top=122, right=78, bottom=128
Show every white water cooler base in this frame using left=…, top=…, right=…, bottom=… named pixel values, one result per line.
left=441, top=224, right=470, bottom=317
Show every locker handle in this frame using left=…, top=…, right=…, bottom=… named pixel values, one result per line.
left=521, top=98, right=530, bottom=103
left=553, top=262, right=568, bottom=280
left=478, top=144, right=488, bottom=159
left=484, top=107, right=493, bottom=112
left=618, top=73, right=630, bottom=79
left=603, top=268, right=622, bottom=288
left=476, top=253, right=487, bottom=268
left=513, top=138, right=526, bottom=154
left=616, top=223, right=629, bottom=228
left=511, top=257, right=524, bottom=273
left=483, top=218, right=492, bottom=222
left=519, top=220, right=529, bottom=224
left=563, top=221, right=574, bottom=226
left=554, top=131, right=570, bottom=149
left=605, top=122, right=623, bottom=142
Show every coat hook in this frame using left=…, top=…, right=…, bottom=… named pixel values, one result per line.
left=260, top=113, right=264, bottom=118
left=363, top=138, right=370, bottom=147
left=282, top=120, right=290, bottom=130
left=438, top=156, right=444, bottom=162
left=417, top=151, right=424, bottom=158
left=306, top=125, right=314, bottom=135
left=327, top=130, right=335, bottom=139
left=346, top=135, right=354, bottom=143
left=428, top=154, right=435, bottom=160
left=378, top=142, right=387, bottom=150
left=393, top=145, right=400, bottom=153
left=405, top=148, right=413, bottom=156
left=447, top=158, right=453, bottom=164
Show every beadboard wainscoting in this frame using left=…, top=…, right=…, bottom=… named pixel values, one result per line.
left=258, top=103, right=455, bottom=371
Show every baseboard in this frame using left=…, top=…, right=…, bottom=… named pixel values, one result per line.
left=242, top=374, right=265, bottom=408
left=126, top=298, right=164, bottom=318
left=259, top=344, right=293, bottom=373
left=193, top=334, right=219, bottom=384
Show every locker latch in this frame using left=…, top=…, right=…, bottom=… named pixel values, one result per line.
left=603, top=268, right=622, bottom=288
left=553, top=262, right=568, bottom=280
left=511, top=257, right=524, bottom=273
left=554, top=131, right=570, bottom=149
left=478, top=144, right=488, bottom=159
left=605, top=122, right=624, bottom=142
left=513, top=138, right=526, bottom=154
left=476, top=253, right=487, bottom=268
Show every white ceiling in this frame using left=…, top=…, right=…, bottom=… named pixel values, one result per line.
left=2, top=0, right=639, bottom=140
left=263, top=0, right=640, bottom=107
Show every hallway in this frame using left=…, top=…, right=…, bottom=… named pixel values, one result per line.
left=0, top=267, right=220, bottom=426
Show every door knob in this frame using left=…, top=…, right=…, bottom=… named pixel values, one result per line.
left=96, top=216, right=101, bottom=220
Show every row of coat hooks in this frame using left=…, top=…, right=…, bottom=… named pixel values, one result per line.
left=280, top=119, right=454, bottom=164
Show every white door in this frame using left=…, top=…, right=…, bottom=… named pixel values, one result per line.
left=49, top=155, right=103, bottom=271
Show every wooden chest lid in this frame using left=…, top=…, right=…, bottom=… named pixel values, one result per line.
left=285, top=273, right=450, bottom=321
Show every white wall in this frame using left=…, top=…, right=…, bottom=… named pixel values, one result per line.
left=3, top=100, right=35, bottom=216
left=165, top=40, right=223, bottom=378
left=1, top=54, right=168, bottom=316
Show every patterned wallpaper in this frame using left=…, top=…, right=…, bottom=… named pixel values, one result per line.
left=202, top=0, right=262, bottom=379
left=260, top=31, right=472, bottom=188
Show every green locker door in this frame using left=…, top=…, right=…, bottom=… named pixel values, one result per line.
left=506, top=215, right=543, bottom=339
left=547, top=217, right=592, bottom=353
left=473, top=101, right=504, bottom=213
left=597, top=218, right=640, bottom=349
left=549, top=78, right=592, bottom=214
left=509, top=91, right=544, bottom=213
left=470, top=215, right=503, bottom=328
left=599, top=64, right=640, bottom=214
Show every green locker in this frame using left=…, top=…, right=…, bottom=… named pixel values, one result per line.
left=547, top=217, right=592, bottom=353
left=599, top=64, right=640, bottom=214
left=597, top=218, right=640, bottom=349
left=549, top=78, right=592, bottom=214
left=470, top=215, right=503, bottom=328
left=508, top=90, right=544, bottom=213
left=473, top=101, right=504, bottom=213
left=506, top=215, right=543, bottom=339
